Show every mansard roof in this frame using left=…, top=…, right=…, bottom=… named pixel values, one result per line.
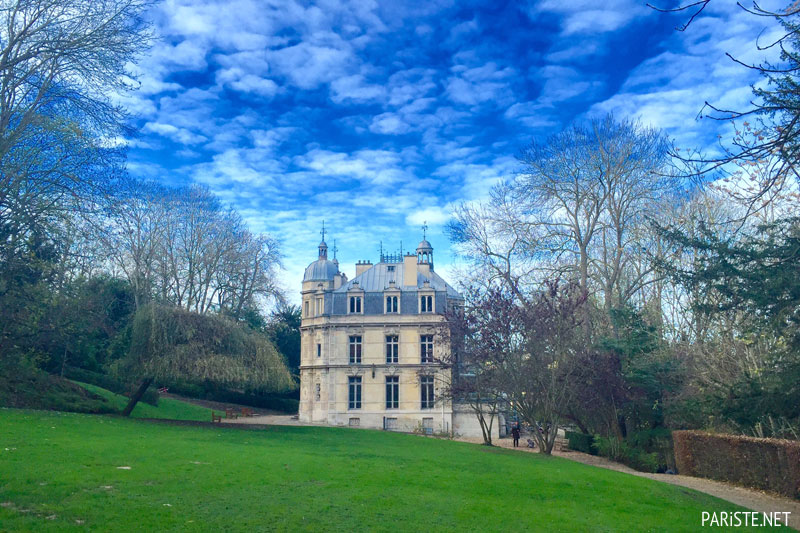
left=334, top=262, right=462, bottom=299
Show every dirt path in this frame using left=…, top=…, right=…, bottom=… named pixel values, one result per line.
left=459, top=435, right=800, bottom=529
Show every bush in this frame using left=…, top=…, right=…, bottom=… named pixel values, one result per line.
left=628, top=428, right=675, bottom=472
left=566, top=431, right=597, bottom=455
left=62, top=366, right=159, bottom=406
left=594, top=436, right=662, bottom=474
left=673, top=430, right=800, bottom=499
left=164, top=380, right=299, bottom=414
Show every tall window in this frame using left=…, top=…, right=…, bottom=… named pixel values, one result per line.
left=421, top=376, right=434, bottom=409
left=349, top=336, right=362, bottom=364
left=349, top=296, right=362, bottom=313
left=385, top=295, right=398, bottom=313
left=304, top=301, right=309, bottom=317
left=385, top=335, right=398, bottom=364
left=317, top=343, right=321, bottom=358
left=385, top=376, right=399, bottom=409
left=420, top=335, right=434, bottom=363
left=348, top=376, right=362, bottom=409
left=420, top=294, right=433, bottom=313
left=316, top=298, right=323, bottom=315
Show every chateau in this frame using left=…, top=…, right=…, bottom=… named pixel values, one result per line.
left=298, top=228, right=494, bottom=437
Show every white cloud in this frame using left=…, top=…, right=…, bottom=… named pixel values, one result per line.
left=532, top=0, right=650, bottom=35
left=330, top=74, right=387, bottom=103
left=142, top=122, right=208, bottom=145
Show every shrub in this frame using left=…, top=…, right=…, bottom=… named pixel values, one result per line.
left=673, top=430, right=800, bottom=499
left=164, top=380, right=299, bottom=414
left=628, top=428, right=675, bottom=472
left=594, top=436, right=662, bottom=474
left=63, top=366, right=159, bottom=406
left=566, top=431, right=597, bottom=455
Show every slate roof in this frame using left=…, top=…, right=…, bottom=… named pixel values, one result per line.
left=334, top=262, right=462, bottom=299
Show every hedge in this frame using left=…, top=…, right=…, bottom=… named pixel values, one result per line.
left=566, top=431, right=597, bottom=455
left=673, top=430, right=800, bottom=499
left=163, top=380, right=299, bottom=414
left=62, top=366, right=159, bottom=407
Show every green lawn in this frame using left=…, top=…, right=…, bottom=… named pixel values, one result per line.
left=72, top=382, right=214, bottom=422
left=0, top=409, right=776, bottom=532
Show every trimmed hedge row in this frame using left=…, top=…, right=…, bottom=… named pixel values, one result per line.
left=62, top=366, right=159, bottom=407
left=566, top=431, right=597, bottom=455
left=673, top=430, right=800, bottom=499
left=164, top=380, right=299, bottom=414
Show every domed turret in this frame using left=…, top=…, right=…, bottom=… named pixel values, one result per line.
left=304, top=222, right=339, bottom=281
left=303, top=259, right=339, bottom=282
left=416, top=223, right=433, bottom=267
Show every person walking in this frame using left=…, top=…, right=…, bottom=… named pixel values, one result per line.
left=511, top=422, right=521, bottom=448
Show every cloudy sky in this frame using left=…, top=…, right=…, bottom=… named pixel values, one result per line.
left=122, top=0, right=780, bottom=302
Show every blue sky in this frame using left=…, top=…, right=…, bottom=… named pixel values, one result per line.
left=120, top=0, right=780, bottom=302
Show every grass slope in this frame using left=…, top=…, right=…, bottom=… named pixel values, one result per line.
left=0, top=410, right=775, bottom=532
left=0, top=365, right=114, bottom=414
left=72, top=382, right=213, bottom=422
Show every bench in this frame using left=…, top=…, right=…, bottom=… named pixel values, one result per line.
left=211, top=411, right=222, bottom=423
left=240, top=407, right=254, bottom=417
left=225, top=408, right=239, bottom=419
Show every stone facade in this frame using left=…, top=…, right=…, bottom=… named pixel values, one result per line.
left=298, top=234, right=497, bottom=437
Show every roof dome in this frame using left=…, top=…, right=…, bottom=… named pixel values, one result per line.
left=416, top=239, right=433, bottom=252
left=303, top=258, right=339, bottom=282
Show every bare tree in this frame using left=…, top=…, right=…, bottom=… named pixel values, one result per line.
left=502, top=279, right=589, bottom=454
left=438, top=286, right=514, bottom=445
left=515, top=115, right=673, bottom=310
left=650, top=1, right=800, bottom=214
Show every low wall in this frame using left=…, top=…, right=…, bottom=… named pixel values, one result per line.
left=673, top=430, right=800, bottom=499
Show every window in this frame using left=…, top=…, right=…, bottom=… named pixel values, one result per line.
left=349, top=417, right=360, bottom=426
left=315, top=383, right=321, bottom=401
left=385, top=417, right=397, bottom=430
left=349, top=336, right=362, bottom=364
left=420, top=294, right=433, bottom=313
left=385, top=295, right=398, bottom=313
left=421, top=376, right=434, bottom=409
left=304, top=301, right=309, bottom=317
left=316, top=298, right=323, bottom=315
left=349, top=296, right=362, bottom=313
left=348, top=376, right=362, bottom=409
left=317, top=343, right=321, bottom=358
left=387, top=265, right=395, bottom=272
left=385, top=335, right=398, bottom=363
left=385, top=376, right=399, bottom=409
left=420, top=335, right=434, bottom=363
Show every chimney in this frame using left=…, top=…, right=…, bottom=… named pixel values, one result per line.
left=403, top=254, right=417, bottom=287
left=355, top=260, right=372, bottom=277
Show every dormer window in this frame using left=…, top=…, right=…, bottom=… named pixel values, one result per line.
left=349, top=296, right=362, bottom=314
left=385, top=295, right=398, bottom=313
left=420, top=294, right=433, bottom=313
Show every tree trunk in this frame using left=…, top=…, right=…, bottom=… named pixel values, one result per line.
left=121, top=377, right=153, bottom=417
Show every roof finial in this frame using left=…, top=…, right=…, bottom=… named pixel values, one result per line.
left=333, top=239, right=338, bottom=259
left=320, top=220, right=327, bottom=242
left=422, top=220, right=428, bottom=240
left=379, top=240, right=384, bottom=262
